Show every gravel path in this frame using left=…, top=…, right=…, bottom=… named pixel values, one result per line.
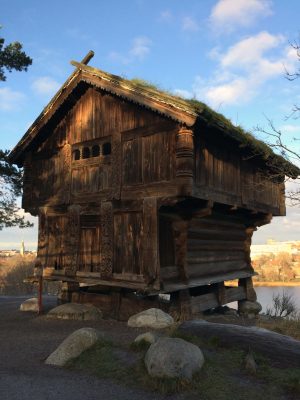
left=0, top=296, right=183, bottom=400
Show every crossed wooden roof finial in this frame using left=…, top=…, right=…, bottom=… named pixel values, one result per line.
left=78, top=50, right=94, bottom=66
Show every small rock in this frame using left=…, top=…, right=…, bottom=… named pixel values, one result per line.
left=20, top=298, right=39, bottom=312
left=47, top=303, right=102, bottom=320
left=128, top=308, right=174, bottom=329
left=134, top=331, right=161, bottom=345
left=145, top=337, right=204, bottom=380
left=45, top=327, right=102, bottom=366
left=238, top=301, right=262, bottom=318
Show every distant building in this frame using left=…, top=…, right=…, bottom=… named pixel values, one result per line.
left=20, top=241, right=25, bottom=257
left=251, top=239, right=300, bottom=259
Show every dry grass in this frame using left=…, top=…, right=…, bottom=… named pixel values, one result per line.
left=0, top=254, right=60, bottom=295
left=258, top=314, right=300, bottom=341
left=68, top=332, right=300, bottom=399
left=0, top=255, right=35, bottom=295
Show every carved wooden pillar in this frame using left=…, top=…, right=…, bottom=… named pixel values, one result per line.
left=175, top=127, right=194, bottom=195
left=111, top=132, right=122, bottom=200
left=60, top=143, right=71, bottom=204
left=172, top=220, right=189, bottom=282
left=66, top=205, right=81, bottom=274
left=37, top=206, right=49, bottom=269
left=143, top=197, right=159, bottom=287
left=100, top=201, right=113, bottom=278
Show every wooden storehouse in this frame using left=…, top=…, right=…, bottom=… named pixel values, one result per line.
left=9, top=53, right=300, bottom=319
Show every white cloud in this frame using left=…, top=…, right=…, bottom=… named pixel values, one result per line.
left=279, top=124, right=300, bottom=134
left=0, top=87, right=26, bottom=111
left=108, top=36, right=152, bottom=65
left=210, top=0, right=273, bottom=33
left=182, top=16, right=199, bottom=32
left=32, top=76, right=60, bottom=96
left=204, top=77, right=256, bottom=106
left=190, top=32, right=299, bottom=108
left=159, top=10, right=173, bottom=22
left=220, top=32, right=284, bottom=69
left=129, top=37, right=152, bottom=60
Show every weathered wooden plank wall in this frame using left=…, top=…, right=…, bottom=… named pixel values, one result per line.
left=194, top=135, right=284, bottom=215
left=24, top=84, right=283, bottom=295
left=25, top=87, right=177, bottom=210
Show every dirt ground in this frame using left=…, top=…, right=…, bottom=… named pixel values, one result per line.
left=0, top=295, right=186, bottom=400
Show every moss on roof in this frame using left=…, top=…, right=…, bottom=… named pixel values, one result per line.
left=127, top=78, right=299, bottom=177
left=10, top=62, right=300, bottom=178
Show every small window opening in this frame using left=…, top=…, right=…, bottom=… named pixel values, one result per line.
left=73, top=149, right=80, bottom=160
left=102, top=142, right=111, bottom=156
left=92, top=144, right=100, bottom=157
left=82, top=147, right=90, bottom=159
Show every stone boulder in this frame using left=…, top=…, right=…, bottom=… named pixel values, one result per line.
left=45, top=327, right=102, bottom=366
left=20, top=298, right=39, bottom=312
left=128, top=308, right=174, bottom=329
left=145, top=337, right=204, bottom=380
left=238, top=301, right=262, bottom=319
left=134, top=331, right=161, bottom=345
left=47, top=303, right=102, bottom=321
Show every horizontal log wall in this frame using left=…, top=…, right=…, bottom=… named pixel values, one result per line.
left=190, top=286, right=246, bottom=314
left=160, top=211, right=254, bottom=290
left=187, top=215, right=251, bottom=280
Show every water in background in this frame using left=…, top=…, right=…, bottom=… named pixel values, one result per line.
left=227, top=286, right=300, bottom=312
left=255, top=286, right=300, bottom=313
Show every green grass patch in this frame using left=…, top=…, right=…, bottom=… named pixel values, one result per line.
left=67, top=336, right=300, bottom=399
left=67, top=338, right=131, bottom=381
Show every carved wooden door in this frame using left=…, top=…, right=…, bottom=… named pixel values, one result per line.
left=46, top=215, right=68, bottom=270
left=78, top=215, right=101, bottom=272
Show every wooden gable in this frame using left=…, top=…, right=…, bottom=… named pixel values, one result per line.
left=22, top=85, right=178, bottom=213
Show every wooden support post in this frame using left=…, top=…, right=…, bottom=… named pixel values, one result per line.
left=111, top=131, right=122, bottom=200
left=67, top=205, right=81, bottom=273
left=216, top=282, right=226, bottom=306
left=110, top=290, right=122, bottom=320
left=238, top=277, right=257, bottom=301
left=38, top=276, right=43, bottom=314
left=170, top=289, right=192, bottom=321
left=37, top=207, right=49, bottom=268
left=172, top=220, right=189, bottom=282
left=143, top=197, right=159, bottom=286
left=100, top=201, right=113, bottom=278
left=58, top=282, right=80, bottom=303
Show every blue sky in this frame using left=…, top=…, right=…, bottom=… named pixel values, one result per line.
left=0, top=0, right=299, bottom=249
